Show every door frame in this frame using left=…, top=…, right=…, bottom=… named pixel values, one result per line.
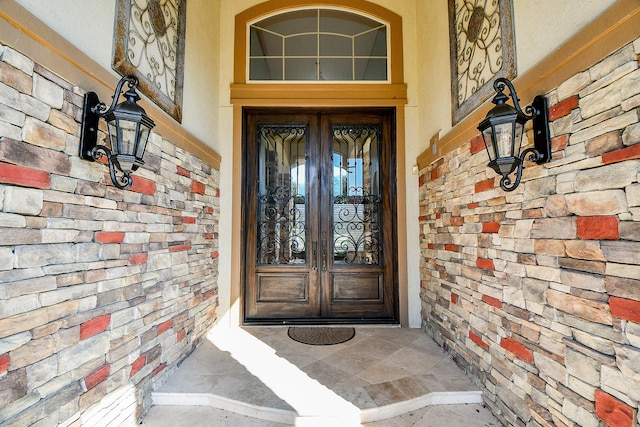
left=241, top=108, right=399, bottom=324
left=230, top=93, right=408, bottom=326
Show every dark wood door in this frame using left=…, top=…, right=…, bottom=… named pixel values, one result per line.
left=243, top=108, right=398, bottom=324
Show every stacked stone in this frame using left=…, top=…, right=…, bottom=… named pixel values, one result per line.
left=0, top=44, right=220, bottom=425
left=419, top=38, right=640, bottom=427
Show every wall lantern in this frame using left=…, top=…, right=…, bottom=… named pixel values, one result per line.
left=477, top=77, right=552, bottom=191
left=79, top=75, right=155, bottom=189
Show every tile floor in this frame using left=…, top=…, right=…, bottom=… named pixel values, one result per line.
left=144, top=326, right=501, bottom=426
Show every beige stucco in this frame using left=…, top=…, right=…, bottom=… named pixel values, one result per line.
left=10, top=0, right=621, bottom=327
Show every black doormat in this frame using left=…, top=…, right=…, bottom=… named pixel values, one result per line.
left=287, top=327, right=355, bottom=345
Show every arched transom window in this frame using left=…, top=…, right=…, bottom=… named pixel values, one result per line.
left=249, top=9, right=388, bottom=82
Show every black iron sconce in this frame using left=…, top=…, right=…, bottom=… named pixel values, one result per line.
left=80, top=75, right=155, bottom=189
left=477, top=77, right=552, bottom=191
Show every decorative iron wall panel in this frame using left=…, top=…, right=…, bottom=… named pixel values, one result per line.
left=448, top=0, right=516, bottom=124
left=113, top=0, right=186, bottom=122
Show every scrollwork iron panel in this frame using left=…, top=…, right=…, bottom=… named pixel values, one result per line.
left=331, top=125, right=381, bottom=265
left=257, top=125, right=308, bottom=265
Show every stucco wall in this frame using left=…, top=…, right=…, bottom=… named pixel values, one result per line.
left=14, top=0, right=221, bottom=152
left=419, top=38, right=640, bottom=426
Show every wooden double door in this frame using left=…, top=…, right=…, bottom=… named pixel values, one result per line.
left=242, top=108, right=398, bottom=324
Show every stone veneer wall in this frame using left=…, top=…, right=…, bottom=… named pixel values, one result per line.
left=0, top=44, right=220, bottom=425
left=419, top=39, right=640, bottom=427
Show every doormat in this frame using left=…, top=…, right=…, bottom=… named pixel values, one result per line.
left=288, top=327, right=355, bottom=346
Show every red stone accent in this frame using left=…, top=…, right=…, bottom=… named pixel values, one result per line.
left=130, top=176, right=156, bottom=195
left=431, top=167, right=442, bottom=181
left=482, top=294, right=502, bottom=308
left=451, top=217, right=464, bottom=226
left=0, top=353, right=9, bottom=374
left=206, top=206, right=214, bottom=214
left=435, top=213, right=442, bottom=219
left=211, top=251, right=219, bottom=259
left=549, top=95, right=579, bottom=121
left=552, top=134, right=570, bottom=152
left=205, top=233, right=214, bottom=239
left=418, top=215, right=428, bottom=221
left=0, top=162, right=50, bottom=189
left=477, top=258, right=496, bottom=271
left=418, top=174, right=425, bottom=186
left=469, top=331, right=489, bottom=350
left=158, top=319, right=173, bottom=335
left=83, top=364, right=110, bottom=390
left=577, top=216, right=619, bottom=240
left=467, top=202, right=479, bottom=209
left=475, top=178, right=495, bottom=193
left=596, top=390, right=635, bottom=427
left=444, top=244, right=459, bottom=252
left=482, top=222, right=501, bottom=233
left=95, top=232, right=125, bottom=244
left=191, top=180, right=206, bottom=195
left=470, top=134, right=485, bottom=155
left=216, top=188, right=220, bottom=198
left=129, top=253, right=148, bottom=265
left=130, top=354, right=146, bottom=377
left=427, top=243, right=435, bottom=249
left=151, top=362, right=166, bottom=378
left=451, top=293, right=458, bottom=304
left=204, top=288, right=217, bottom=300
left=603, top=143, right=640, bottom=165
left=169, top=244, right=191, bottom=252
left=177, top=330, right=186, bottom=342
left=500, top=337, right=534, bottom=363
left=610, top=297, right=640, bottom=323
left=80, top=314, right=111, bottom=340
left=183, top=217, right=196, bottom=224
left=176, top=166, right=190, bottom=177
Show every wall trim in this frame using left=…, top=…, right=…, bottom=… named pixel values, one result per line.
left=0, top=0, right=221, bottom=169
left=417, top=0, right=640, bottom=170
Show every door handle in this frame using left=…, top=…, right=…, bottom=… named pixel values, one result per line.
left=322, top=233, right=327, bottom=271
left=312, top=240, right=317, bottom=271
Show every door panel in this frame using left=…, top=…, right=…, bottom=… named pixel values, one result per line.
left=243, top=108, right=397, bottom=323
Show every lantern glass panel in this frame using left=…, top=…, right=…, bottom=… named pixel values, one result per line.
left=136, top=125, right=151, bottom=160
left=482, top=127, right=496, bottom=161
left=513, top=121, right=524, bottom=158
left=494, top=122, right=514, bottom=158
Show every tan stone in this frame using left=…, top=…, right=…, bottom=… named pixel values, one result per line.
left=574, top=161, right=638, bottom=192
left=606, top=262, right=640, bottom=280
left=589, top=44, right=636, bottom=82
left=565, top=347, right=600, bottom=386
left=580, top=69, right=640, bottom=119
left=33, top=73, right=63, bottom=109
left=22, top=117, right=66, bottom=151
left=565, top=190, right=628, bottom=216
left=601, top=365, right=640, bottom=404
left=622, top=122, right=640, bottom=146
left=562, top=398, right=598, bottom=427
left=9, top=336, right=54, bottom=369
left=557, top=71, right=591, bottom=101
left=18, top=92, right=50, bottom=121
left=584, top=131, right=623, bottom=157
left=570, top=110, right=639, bottom=145
left=565, top=240, right=605, bottom=262
left=531, top=218, right=577, bottom=239
left=546, top=289, right=612, bottom=325
left=534, top=351, right=567, bottom=384
left=543, top=195, right=569, bottom=217
left=48, top=109, right=78, bottom=134
left=572, top=329, right=616, bottom=356
left=0, top=46, right=33, bottom=75
left=561, top=270, right=606, bottom=292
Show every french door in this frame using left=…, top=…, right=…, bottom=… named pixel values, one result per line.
left=243, top=108, right=398, bottom=323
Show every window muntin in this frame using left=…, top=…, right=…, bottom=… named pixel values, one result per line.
left=249, top=9, right=388, bottom=82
